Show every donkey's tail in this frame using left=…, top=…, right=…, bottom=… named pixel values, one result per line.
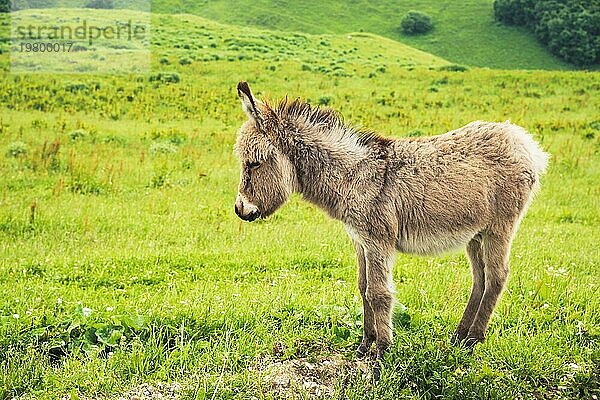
left=506, top=122, right=550, bottom=179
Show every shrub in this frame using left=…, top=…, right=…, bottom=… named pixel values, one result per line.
left=85, top=0, right=113, bottom=9
left=6, top=141, right=28, bottom=158
left=317, top=95, right=332, bottom=106
left=68, top=129, right=87, bottom=141
left=400, top=11, right=434, bottom=35
left=148, top=72, right=180, bottom=84
left=65, top=83, right=89, bottom=93
left=438, top=64, right=469, bottom=72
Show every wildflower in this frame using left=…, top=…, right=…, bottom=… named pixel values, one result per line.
left=82, top=307, right=92, bottom=317
left=546, top=266, right=567, bottom=277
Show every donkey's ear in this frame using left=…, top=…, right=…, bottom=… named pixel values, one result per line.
left=237, top=81, right=263, bottom=127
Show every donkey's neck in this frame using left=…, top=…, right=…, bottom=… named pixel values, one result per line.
left=281, top=124, right=374, bottom=221
left=273, top=100, right=392, bottom=221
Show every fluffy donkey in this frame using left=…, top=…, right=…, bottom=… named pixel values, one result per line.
left=233, top=81, right=548, bottom=370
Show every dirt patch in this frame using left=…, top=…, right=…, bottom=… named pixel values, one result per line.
left=253, top=353, right=372, bottom=398
left=113, top=382, right=183, bottom=400
left=58, top=382, right=183, bottom=400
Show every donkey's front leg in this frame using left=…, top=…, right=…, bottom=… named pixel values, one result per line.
left=353, top=240, right=376, bottom=358
left=364, top=246, right=395, bottom=366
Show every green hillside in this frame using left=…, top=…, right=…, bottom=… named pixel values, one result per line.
left=4, top=10, right=449, bottom=73
left=151, top=0, right=578, bottom=70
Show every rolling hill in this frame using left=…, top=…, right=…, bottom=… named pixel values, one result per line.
left=151, top=0, right=578, bottom=70
left=3, top=9, right=450, bottom=73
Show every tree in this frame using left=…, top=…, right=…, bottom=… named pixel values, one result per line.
left=493, top=0, right=600, bottom=67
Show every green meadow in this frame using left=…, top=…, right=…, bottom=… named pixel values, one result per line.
left=0, top=7, right=599, bottom=400
left=151, top=0, right=578, bottom=70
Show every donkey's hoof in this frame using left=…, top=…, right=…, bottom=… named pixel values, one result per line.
left=463, top=335, right=484, bottom=349
left=356, top=345, right=368, bottom=359
left=450, top=330, right=468, bottom=346
left=356, top=342, right=371, bottom=359
left=356, top=339, right=374, bottom=359
left=372, top=359, right=382, bottom=381
left=371, top=346, right=389, bottom=381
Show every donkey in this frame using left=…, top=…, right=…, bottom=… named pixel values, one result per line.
left=233, top=81, right=548, bottom=369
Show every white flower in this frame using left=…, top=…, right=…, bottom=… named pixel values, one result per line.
left=12, top=314, right=19, bottom=319
left=546, top=266, right=568, bottom=277
left=542, top=303, right=549, bottom=309
left=106, top=307, right=114, bottom=312
left=82, top=307, right=92, bottom=317
left=57, top=298, right=62, bottom=305
left=26, top=310, right=32, bottom=315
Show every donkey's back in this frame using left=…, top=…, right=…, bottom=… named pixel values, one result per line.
left=379, top=121, right=548, bottom=256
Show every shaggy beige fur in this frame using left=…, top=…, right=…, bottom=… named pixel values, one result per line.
left=233, top=82, right=549, bottom=375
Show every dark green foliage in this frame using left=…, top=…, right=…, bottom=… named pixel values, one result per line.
left=7, top=0, right=57, bottom=11
left=493, top=0, right=600, bottom=66
left=68, top=174, right=106, bottom=195
left=6, top=141, right=28, bottom=158
left=439, top=64, right=469, bottom=72
left=493, top=0, right=535, bottom=26
left=68, top=129, right=87, bottom=141
left=85, top=0, right=113, bottom=9
left=400, top=11, right=434, bottom=35
left=65, top=83, right=90, bottom=93
left=317, top=95, right=332, bottom=106
left=407, top=129, right=426, bottom=137
left=148, top=72, right=181, bottom=83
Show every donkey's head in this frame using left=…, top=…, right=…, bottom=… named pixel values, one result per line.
left=234, top=82, right=296, bottom=222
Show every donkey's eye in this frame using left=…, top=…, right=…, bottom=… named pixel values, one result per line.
left=247, top=161, right=261, bottom=170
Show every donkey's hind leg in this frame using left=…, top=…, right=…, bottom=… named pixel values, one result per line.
left=464, top=231, right=511, bottom=347
left=354, top=240, right=376, bottom=358
left=451, top=235, right=485, bottom=345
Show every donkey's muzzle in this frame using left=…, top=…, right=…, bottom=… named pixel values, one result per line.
left=236, top=206, right=259, bottom=222
left=235, top=194, right=260, bottom=222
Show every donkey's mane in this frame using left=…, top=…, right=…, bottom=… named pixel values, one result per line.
left=274, top=98, right=392, bottom=147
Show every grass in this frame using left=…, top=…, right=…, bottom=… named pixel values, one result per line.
left=5, top=9, right=448, bottom=74
left=151, top=0, right=583, bottom=70
left=1, top=8, right=600, bottom=400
